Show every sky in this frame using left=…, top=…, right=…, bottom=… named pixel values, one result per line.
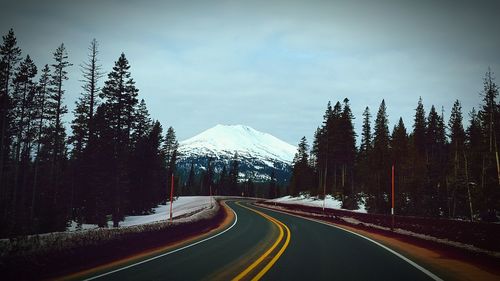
left=1, top=0, right=499, bottom=145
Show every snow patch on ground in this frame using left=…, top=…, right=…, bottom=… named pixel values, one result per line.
left=66, top=196, right=214, bottom=231
left=267, top=194, right=367, bottom=213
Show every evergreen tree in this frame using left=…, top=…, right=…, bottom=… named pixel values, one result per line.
left=391, top=117, right=409, bottom=214
left=0, top=29, right=21, bottom=210
left=163, top=126, right=178, bottom=174
left=30, top=64, right=50, bottom=225
left=185, top=161, right=196, bottom=196
left=217, top=164, right=227, bottom=195
left=465, top=108, right=482, bottom=219
left=132, top=99, right=152, bottom=143
left=100, top=53, right=138, bottom=226
left=424, top=105, right=447, bottom=216
left=70, top=39, right=102, bottom=158
left=357, top=106, right=372, bottom=201
left=477, top=69, right=500, bottom=218
left=448, top=100, right=469, bottom=218
left=339, top=98, right=356, bottom=208
left=408, top=97, right=428, bottom=216
left=48, top=43, right=71, bottom=168
left=289, top=137, right=313, bottom=195
left=413, top=97, right=427, bottom=154
left=360, top=106, right=372, bottom=156
left=9, top=55, right=37, bottom=232
left=228, top=153, right=239, bottom=195
left=36, top=44, right=72, bottom=232
left=163, top=126, right=178, bottom=198
left=268, top=169, right=278, bottom=198
left=128, top=103, right=154, bottom=213
left=369, top=99, right=390, bottom=213
left=244, top=178, right=255, bottom=198
left=201, top=157, right=215, bottom=196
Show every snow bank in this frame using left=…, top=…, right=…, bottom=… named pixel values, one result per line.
left=267, top=194, right=367, bottom=213
left=1, top=197, right=219, bottom=259
left=66, top=196, right=214, bottom=231
left=119, top=196, right=213, bottom=227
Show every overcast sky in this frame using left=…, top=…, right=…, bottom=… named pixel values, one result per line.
left=1, top=0, right=499, bottom=145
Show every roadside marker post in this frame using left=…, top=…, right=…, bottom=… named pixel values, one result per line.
left=391, top=165, right=395, bottom=231
left=169, top=173, right=174, bottom=222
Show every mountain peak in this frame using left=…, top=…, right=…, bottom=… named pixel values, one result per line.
left=179, top=124, right=296, bottom=163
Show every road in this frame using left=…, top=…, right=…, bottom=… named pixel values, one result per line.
left=76, top=200, right=440, bottom=281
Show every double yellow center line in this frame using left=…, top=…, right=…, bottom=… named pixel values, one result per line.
left=232, top=202, right=291, bottom=281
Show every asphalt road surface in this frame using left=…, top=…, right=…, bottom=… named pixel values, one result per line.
left=77, top=200, right=440, bottom=281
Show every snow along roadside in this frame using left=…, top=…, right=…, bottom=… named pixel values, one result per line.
left=255, top=202, right=500, bottom=259
left=0, top=199, right=219, bottom=259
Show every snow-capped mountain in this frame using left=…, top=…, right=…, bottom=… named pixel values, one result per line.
left=177, top=124, right=296, bottom=183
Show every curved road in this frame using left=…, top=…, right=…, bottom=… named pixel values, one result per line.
left=76, top=200, right=440, bottom=281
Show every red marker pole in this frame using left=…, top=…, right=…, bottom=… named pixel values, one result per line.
left=391, top=165, right=395, bottom=230
left=391, top=165, right=395, bottom=215
left=169, top=173, right=174, bottom=222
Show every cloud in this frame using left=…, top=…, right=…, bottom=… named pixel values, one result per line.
left=1, top=0, right=499, bottom=144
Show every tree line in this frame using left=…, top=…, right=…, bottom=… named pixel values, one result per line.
left=290, top=72, right=500, bottom=221
left=0, top=29, right=180, bottom=237
left=179, top=154, right=281, bottom=199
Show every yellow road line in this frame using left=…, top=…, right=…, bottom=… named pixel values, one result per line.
left=232, top=202, right=291, bottom=281
left=251, top=218, right=291, bottom=281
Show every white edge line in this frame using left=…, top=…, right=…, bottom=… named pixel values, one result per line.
left=84, top=204, right=238, bottom=281
left=254, top=204, right=443, bottom=281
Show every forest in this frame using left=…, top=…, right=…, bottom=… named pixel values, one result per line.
left=1, top=27, right=499, bottom=238
left=0, top=29, right=186, bottom=237
left=289, top=75, right=500, bottom=221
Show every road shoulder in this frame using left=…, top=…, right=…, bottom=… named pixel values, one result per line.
left=255, top=202, right=500, bottom=281
left=55, top=200, right=235, bottom=281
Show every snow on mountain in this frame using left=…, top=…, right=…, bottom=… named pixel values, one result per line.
left=179, top=124, right=296, bottom=163
left=177, top=124, right=296, bottom=183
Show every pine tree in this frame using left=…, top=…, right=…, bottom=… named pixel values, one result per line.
left=413, top=97, right=426, bottom=154
left=0, top=29, right=21, bottom=210
left=48, top=43, right=71, bottom=166
left=425, top=105, right=448, bottom=216
left=201, top=157, right=215, bottom=196
left=391, top=117, right=409, bottom=214
left=132, top=99, right=152, bottom=143
left=408, top=97, right=428, bottom=216
left=465, top=108, right=482, bottom=219
left=100, top=53, right=138, bottom=226
left=448, top=100, right=469, bottom=218
left=30, top=64, right=50, bottom=225
left=369, top=99, right=390, bottom=213
left=360, top=106, right=372, bottom=156
left=38, top=43, right=72, bottom=232
left=163, top=126, right=178, bottom=198
left=290, top=137, right=312, bottom=195
left=339, top=98, right=356, bottom=207
left=70, top=39, right=102, bottom=158
left=357, top=106, right=373, bottom=202
left=185, top=161, right=196, bottom=196
left=477, top=69, right=500, bottom=218
left=228, top=153, right=239, bottom=195
left=9, top=55, right=37, bottom=231
left=163, top=126, right=178, bottom=173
